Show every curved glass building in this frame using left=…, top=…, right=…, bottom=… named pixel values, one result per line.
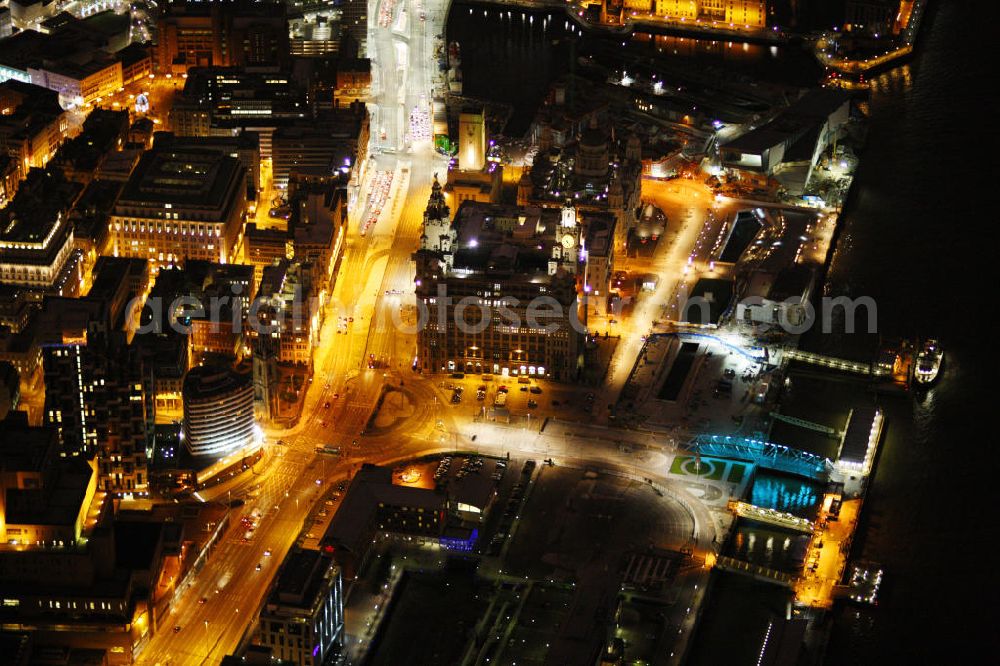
left=182, top=365, right=256, bottom=458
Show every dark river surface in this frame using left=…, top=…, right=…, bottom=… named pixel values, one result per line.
left=447, top=0, right=994, bottom=660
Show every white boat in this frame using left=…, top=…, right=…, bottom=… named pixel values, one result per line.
left=913, top=339, right=943, bottom=385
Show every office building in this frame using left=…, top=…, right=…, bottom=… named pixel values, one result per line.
left=0, top=80, right=68, bottom=182
left=521, top=111, right=643, bottom=255
left=49, top=108, right=129, bottom=185
left=182, top=363, right=256, bottom=458
left=0, top=411, right=97, bottom=548
left=142, top=259, right=252, bottom=361
left=413, top=182, right=585, bottom=380
left=322, top=464, right=448, bottom=575
left=88, top=256, right=149, bottom=323
left=0, top=167, right=84, bottom=297
left=156, top=0, right=289, bottom=74
left=109, top=145, right=248, bottom=270
left=169, top=67, right=307, bottom=158
left=271, top=104, right=369, bottom=190
left=252, top=259, right=317, bottom=367
left=258, top=547, right=344, bottom=666
left=153, top=131, right=261, bottom=196
left=289, top=13, right=348, bottom=58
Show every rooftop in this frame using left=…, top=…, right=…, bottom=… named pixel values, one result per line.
left=322, top=464, right=447, bottom=555
left=0, top=411, right=56, bottom=475
left=0, top=168, right=81, bottom=265
left=183, top=363, right=251, bottom=402
left=116, top=146, right=244, bottom=212
left=269, top=547, right=336, bottom=609
left=449, top=201, right=564, bottom=277
left=4, top=457, right=93, bottom=527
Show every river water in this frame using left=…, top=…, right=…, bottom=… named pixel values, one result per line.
left=447, top=0, right=993, bottom=660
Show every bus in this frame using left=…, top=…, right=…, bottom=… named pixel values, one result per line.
left=315, top=445, right=341, bottom=456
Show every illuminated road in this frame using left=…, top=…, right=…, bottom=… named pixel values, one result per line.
left=137, top=0, right=449, bottom=663
left=595, top=179, right=733, bottom=422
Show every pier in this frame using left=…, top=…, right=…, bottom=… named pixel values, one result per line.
left=781, top=349, right=890, bottom=377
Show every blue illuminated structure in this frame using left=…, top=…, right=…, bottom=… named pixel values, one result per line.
left=683, top=434, right=832, bottom=481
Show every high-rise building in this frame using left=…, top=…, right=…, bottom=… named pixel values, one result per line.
left=258, top=547, right=344, bottom=666
left=42, top=314, right=154, bottom=496
left=182, top=363, right=256, bottom=458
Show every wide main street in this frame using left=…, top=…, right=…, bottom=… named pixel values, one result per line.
left=137, top=1, right=451, bottom=663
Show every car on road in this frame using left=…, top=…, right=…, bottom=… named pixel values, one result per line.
left=530, top=386, right=542, bottom=394
left=527, top=399, right=537, bottom=408
left=255, top=563, right=262, bottom=571
left=174, top=625, right=182, bottom=633
left=198, top=597, right=207, bottom=605
left=264, top=549, right=272, bottom=557
left=324, top=401, right=330, bottom=409
left=498, top=385, right=508, bottom=393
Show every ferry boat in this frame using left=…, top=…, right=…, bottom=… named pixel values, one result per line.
left=913, top=339, right=943, bottom=385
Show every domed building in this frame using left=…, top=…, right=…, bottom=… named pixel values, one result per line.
left=574, top=115, right=609, bottom=180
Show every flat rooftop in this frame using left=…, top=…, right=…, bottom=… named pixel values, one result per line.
left=322, top=464, right=447, bottom=555
left=269, top=547, right=335, bottom=609
left=116, top=147, right=243, bottom=212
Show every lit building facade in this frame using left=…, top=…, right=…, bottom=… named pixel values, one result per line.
left=182, top=364, right=256, bottom=458
left=646, top=0, right=767, bottom=26
left=0, top=167, right=82, bottom=297
left=109, top=146, right=248, bottom=270
left=725, top=0, right=767, bottom=27
left=258, top=548, right=344, bottom=666
left=28, top=58, right=122, bottom=108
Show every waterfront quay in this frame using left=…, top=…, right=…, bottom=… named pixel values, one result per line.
left=458, top=0, right=788, bottom=43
